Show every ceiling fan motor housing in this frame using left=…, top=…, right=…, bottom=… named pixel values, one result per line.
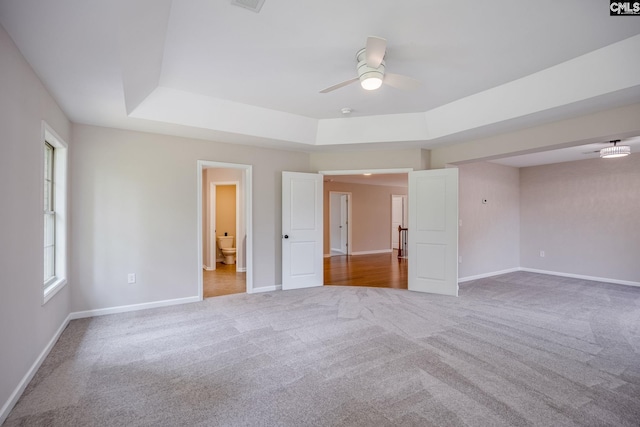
left=356, top=48, right=385, bottom=90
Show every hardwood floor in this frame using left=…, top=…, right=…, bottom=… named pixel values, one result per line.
left=204, top=252, right=407, bottom=297
left=203, top=263, right=246, bottom=298
left=324, top=251, right=408, bottom=289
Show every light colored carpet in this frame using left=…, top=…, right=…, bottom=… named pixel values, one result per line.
left=4, top=272, right=640, bottom=426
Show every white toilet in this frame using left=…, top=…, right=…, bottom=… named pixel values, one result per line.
left=217, top=236, right=236, bottom=264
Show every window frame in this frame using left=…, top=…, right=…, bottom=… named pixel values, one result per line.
left=42, top=122, right=68, bottom=304
left=44, top=141, right=55, bottom=286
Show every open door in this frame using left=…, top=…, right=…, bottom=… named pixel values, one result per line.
left=339, top=194, right=348, bottom=254
left=408, top=168, right=458, bottom=296
left=391, top=195, right=405, bottom=250
left=282, top=172, right=323, bottom=290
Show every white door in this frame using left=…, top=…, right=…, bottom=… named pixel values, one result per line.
left=391, top=195, right=404, bottom=249
left=339, top=194, right=348, bottom=253
left=282, top=172, right=323, bottom=290
left=408, top=168, right=459, bottom=296
left=329, top=192, right=343, bottom=254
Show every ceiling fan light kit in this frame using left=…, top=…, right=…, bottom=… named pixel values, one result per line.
left=360, top=75, right=383, bottom=90
left=600, top=140, right=631, bottom=158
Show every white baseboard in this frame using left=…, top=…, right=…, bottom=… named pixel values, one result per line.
left=352, top=249, right=393, bottom=255
left=0, top=312, right=72, bottom=425
left=236, top=267, right=246, bottom=273
left=69, top=296, right=201, bottom=320
left=203, top=265, right=214, bottom=271
left=458, top=268, right=521, bottom=283
left=458, top=267, right=640, bottom=288
left=519, top=268, right=640, bottom=287
left=249, top=284, right=282, bottom=294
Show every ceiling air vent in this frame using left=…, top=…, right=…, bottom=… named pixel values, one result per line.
left=230, top=0, right=265, bottom=13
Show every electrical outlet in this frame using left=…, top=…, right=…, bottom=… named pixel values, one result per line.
left=539, top=250, right=545, bottom=258
left=127, top=273, right=136, bottom=284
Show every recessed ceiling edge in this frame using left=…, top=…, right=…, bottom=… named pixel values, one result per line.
left=230, top=0, right=265, bottom=13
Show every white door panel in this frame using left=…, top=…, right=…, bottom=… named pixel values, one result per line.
left=408, top=169, right=458, bottom=296
left=391, top=195, right=404, bottom=249
left=282, top=172, right=323, bottom=290
left=339, top=194, right=348, bottom=253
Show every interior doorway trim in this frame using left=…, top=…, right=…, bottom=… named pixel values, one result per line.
left=197, top=160, right=253, bottom=299
left=320, top=168, right=414, bottom=176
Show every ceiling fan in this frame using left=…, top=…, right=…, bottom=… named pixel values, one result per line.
left=582, top=140, right=632, bottom=158
left=319, top=36, right=421, bottom=93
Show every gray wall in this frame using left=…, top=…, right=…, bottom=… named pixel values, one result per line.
left=311, top=148, right=430, bottom=171
left=458, top=156, right=640, bottom=284
left=520, top=153, right=640, bottom=282
left=458, top=162, right=520, bottom=278
left=70, top=124, right=310, bottom=312
left=0, top=24, right=72, bottom=417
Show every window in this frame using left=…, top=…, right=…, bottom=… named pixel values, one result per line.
left=44, top=142, right=55, bottom=284
left=42, top=122, right=68, bottom=303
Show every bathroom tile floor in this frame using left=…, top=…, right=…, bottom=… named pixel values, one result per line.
left=203, top=263, right=246, bottom=298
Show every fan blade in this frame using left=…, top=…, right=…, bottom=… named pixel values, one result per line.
left=319, top=77, right=359, bottom=93
left=384, top=73, right=421, bottom=90
left=366, top=36, right=386, bottom=68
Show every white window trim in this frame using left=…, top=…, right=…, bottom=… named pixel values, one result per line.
left=42, top=122, right=68, bottom=304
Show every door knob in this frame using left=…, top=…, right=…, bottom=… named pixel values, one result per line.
left=283, top=234, right=289, bottom=239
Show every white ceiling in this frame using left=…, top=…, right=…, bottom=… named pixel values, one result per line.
left=1, top=0, right=639, bottom=163
left=491, top=136, right=640, bottom=168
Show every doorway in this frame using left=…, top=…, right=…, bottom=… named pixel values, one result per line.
left=197, top=161, right=253, bottom=299
left=204, top=181, right=246, bottom=297
left=321, top=169, right=410, bottom=288
left=207, top=182, right=239, bottom=271
left=291, top=168, right=458, bottom=296
left=329, top=191, right=352, bottom=256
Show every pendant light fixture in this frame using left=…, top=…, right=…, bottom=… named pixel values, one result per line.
left=600, top=140, right=631, bottom=158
